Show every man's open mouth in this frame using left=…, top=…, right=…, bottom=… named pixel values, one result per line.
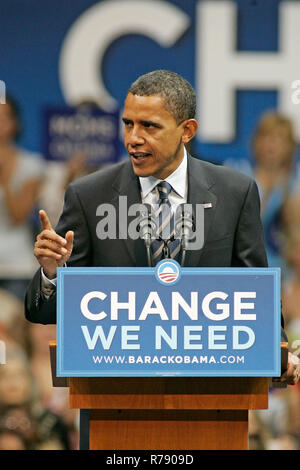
left=130, top=152, right=151, bottom=161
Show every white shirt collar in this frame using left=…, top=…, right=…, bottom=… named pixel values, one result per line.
left=139, top=148, right=187, bottom=199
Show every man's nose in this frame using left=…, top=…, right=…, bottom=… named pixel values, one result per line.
left=127, top=126, right=145, bottom=146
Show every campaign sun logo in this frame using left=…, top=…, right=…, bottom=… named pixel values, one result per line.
left=155, top=260, right=181, bottom=285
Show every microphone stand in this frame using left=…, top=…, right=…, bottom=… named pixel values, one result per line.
left=180, top=244, right=186, bottom=267
left=162, top=239, right=171, bottom=260
left=146, top=244, right=152, bottom=267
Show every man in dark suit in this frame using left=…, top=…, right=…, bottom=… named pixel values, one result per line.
left=25, top=70, right=299, bottom=385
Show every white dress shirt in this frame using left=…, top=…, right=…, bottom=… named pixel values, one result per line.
left=139, top=148, right=188, bottom=210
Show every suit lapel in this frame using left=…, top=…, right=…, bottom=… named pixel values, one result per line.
left=185, top=155, right=217, bottom=266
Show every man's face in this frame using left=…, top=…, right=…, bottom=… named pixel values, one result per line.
left=123, top=93, right=185, bottom=179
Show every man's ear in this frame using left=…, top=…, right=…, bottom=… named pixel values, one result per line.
left=181, top=119, right=198, bottom=144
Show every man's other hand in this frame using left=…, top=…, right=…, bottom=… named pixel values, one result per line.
left=281, top=352, right=300, bottom=385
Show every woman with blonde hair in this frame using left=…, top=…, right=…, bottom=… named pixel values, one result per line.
left=225, top=111, right=299, bottom=276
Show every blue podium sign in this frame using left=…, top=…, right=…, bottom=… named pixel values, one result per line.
left=56, top=261, right=281, bottom=377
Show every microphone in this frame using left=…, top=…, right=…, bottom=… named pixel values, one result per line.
left=137, top=204, right=157, bottom=266
left=175, top=204, right=195, bottom=265
left=137, top=204, right=157, bottom=248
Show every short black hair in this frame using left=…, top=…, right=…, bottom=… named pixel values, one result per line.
left=128, top=70, right=196, bottom=124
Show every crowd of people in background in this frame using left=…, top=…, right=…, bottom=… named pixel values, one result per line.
left=225, top=110, right=300, bottom=450
left=0, top=97, right=299, bottom=450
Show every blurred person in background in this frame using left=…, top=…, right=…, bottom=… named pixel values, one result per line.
left=266, top=433, right=299, bottom=450
left=281, top=224, right=300, bottom=445
left=27, top=322, right=59, bottom=406
left=225, top=111, right=300, bottom=449
left=0, top=427, right=27, bottom=450
left=0, top=346, right=73, bottom=450
left=282, top=223, right=300, bottom=325
left=248, top=410, right=272, bottom=450
left=224, top=111, right=299, bottom=278
left=252, top=113, right=300, bottom=450
left=38, top=100, right=104, bottom=227
left=0, top=346, right=40, bottom=448
left=0, top=96, right=45, bottom=301
left=282, top=163, right=300, bottom=232
left=26, top=321, right=79, bottom=445
left=0, top=98, right=80, bottom=450
left=253, top=112, right=299, bottom=274
left=38, top=151, right=92, bottom=228
left=0, top=287, right=27, bottom=350
left=252, top=387, right=299, bottom=450
left=251, top=383, right=300, bottom=450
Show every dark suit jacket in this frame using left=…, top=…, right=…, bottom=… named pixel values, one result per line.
left=25, top=154, right=286, bottom=336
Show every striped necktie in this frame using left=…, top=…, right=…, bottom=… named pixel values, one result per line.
left=151, top=181, right=181, bottom=265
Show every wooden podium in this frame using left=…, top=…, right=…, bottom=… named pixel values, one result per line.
left=49, top=341, right=269, bottom=450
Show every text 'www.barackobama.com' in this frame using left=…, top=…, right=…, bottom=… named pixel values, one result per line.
left=92, top=355, right=245, bottom=365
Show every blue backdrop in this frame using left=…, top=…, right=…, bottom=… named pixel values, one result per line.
left=1, top=0, right=298, bottom=163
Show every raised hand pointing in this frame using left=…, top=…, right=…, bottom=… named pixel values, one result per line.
left=34, top=210, right=74, bottom=279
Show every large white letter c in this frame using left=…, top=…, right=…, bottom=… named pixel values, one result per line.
left=59, top=0, right=190, bottom=110
left=80, top=291, right=107, bottom=321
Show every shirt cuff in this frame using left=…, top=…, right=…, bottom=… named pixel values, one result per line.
left=41, top=268, right=57, bottom=287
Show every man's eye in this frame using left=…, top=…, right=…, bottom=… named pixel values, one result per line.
left=143, top=122, right=155, bottom=128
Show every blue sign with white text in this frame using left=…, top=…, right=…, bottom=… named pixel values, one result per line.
left=43, top=106, right=120, bottom=165
left=57, top=263, right=281, bottom=377
left=57, top=260, right=280, bottom=377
